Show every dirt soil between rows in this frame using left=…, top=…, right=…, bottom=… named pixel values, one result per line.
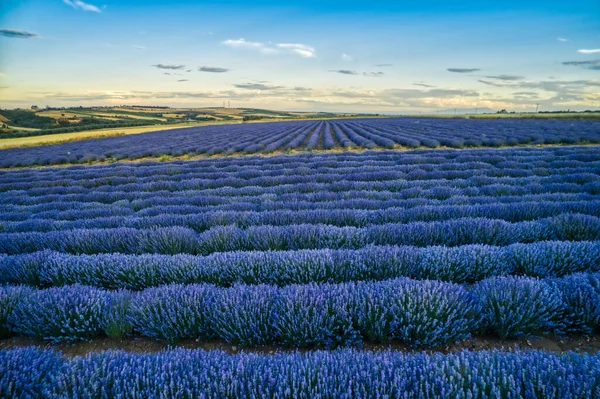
left=1, top=334, right=599, bottom=358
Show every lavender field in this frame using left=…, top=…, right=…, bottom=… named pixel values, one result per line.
left=1, top=122, right=600, bottom=397
left=1, top=118, right=600, bottom=167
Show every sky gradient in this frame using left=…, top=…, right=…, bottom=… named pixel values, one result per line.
left=0, top=0, right=599, bottom=113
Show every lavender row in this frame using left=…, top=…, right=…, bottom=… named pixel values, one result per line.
left=3, top=200, right=599, bottom=234
left=2, top=273, right=599, bottom=346
left=364, top=118, right=600, bottom=147
left=3, top=194, right=598, bottom=227
left=4, top=148, right=598, bottom=187
left=3, top=156, right=598, bottom=198
left=3, top=147, right=599, bottom=193
left=4, top=175, right=600, bottom=220
left=3, top=169, right=600, bottom=214
left=4, top=347, right=600, bottom=399
left=1, top=118, right=599, bottom=167
left=6, top=169, right=599, bottom=201
left=1, top=214, right=599, bottom=256
left=5, top=145, right=593, bottom=183
left=6, top=170, right=599, bottom=202
left=2, top=241, right=599, bottom=289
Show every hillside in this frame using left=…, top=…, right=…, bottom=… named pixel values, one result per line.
left=0, top=106, right=352, bottom=140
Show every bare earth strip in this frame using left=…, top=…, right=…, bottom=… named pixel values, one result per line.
left=1, top=334, right=598, bottom=358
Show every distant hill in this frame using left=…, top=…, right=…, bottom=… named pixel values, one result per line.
left=0, top=106, right=356, bottom=139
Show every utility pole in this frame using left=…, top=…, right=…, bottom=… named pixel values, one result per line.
left=535, top=103, right=539, bottom=113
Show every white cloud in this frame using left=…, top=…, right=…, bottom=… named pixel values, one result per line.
left=223, top=38, right=265, bottom=49
left=63, top=0, right=102, bottom=13
left=342, top=53, right=353, bottom=61
left=223, top=38, right=316, bottom=57
left=0, top=72, right=4, bottom=78
left=557, top=37, right=569, bottom=42
left=578, top=49, right=600, bottom=54
left=133, top=45, right=146, bottom=50
left=276, top=43, right=316, bottom=58
left=223, top=38, right=278, bottom=54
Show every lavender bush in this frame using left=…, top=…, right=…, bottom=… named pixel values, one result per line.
left=2, top=347, right=599, bottom=398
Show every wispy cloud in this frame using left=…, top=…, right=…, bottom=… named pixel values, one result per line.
left=447, top=68, right=480, bottom=73
left=0, top=29, right=39, bottom=39
left=152, top=64, right=185, bottom=70
left=342, top=53, right=353, bottom=61
left=330, top=70, right=358, bottom=75
left=446, top=68, right=480, bottom=73
left=513, top=91, right=539, bottom=99
left=484, top=74, right=524, bottom=81
left=413, top=83, right=435, bottom=88
left=199, top=66, right=230, bottom=73
left=0, top=72, right=5, bottom=78
left=375, top=64, right=393, bottom=67
left=22, top=76, right=599, bottom=111
left=234, top=82, right=283, bottom=90
left=276, top=43, right=316, bottom=58
left=63, top=0, right=101, bottom=13
left=133, top=45, right=146, bottom=50
left=563, top=59, right=600, bottom=70
left=223, top=38, right=264, bottom=49
left=477, top=79, right=506, bottom=87
left=223, top=38, right=316, bottom=57
left=222, top=38, right=277, bottom=54
left=578, top=49, right=600, bottom=54
left=557, top=37, right=569, bottom=42
left=177, top=79, right=189, bottom=82
left=330, top=70, right=383, bottom=77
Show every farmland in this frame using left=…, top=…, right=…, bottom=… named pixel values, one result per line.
left=1, top=120, right=600, bottom=397
left=1, top=117, right=599, bottom=167
left=0, top=121, right=241, bottom=150
left=0, top=106, right=340, bottom=141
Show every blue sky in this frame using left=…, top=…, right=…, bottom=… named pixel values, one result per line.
left=0, top=0, right=599, bottom=112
